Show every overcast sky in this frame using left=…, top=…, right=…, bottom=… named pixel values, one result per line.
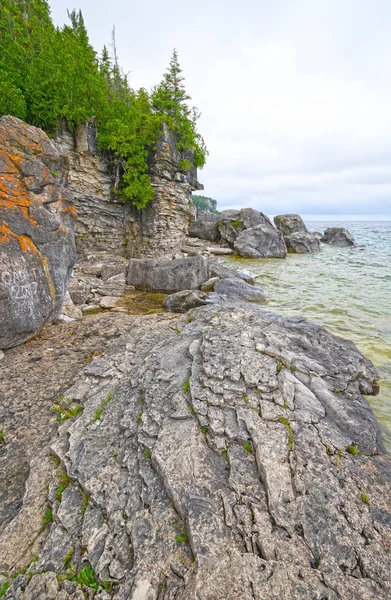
left=49, top=0, right=391, bottom=219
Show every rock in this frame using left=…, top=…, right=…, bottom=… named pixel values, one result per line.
left=189, top=213, right=220, bottom=242
left=206, top=247, right=233, bottom=255
left=234, top=224, right=287, bottom=258
left=126, top=256, right=209, bottom=292
left=162, top=290, right=208, bottom=312
left=312, top=231, right=323, bottom=240
left=81, top=304, right=100, bottom=313
left=68, top=277, right=90, bottom=305
left=209, top=260, right=256, bottom=284
left=0, top=116, right=76, bottom=350
left=218, top=208, right=271, bottom=247
left=201, top=277, right=220, bottom=292
left=214, top=277, right=268, bottom=303
left=274, top=213, right=308, bottom=236
left=99, top=296, right=122, bottom=309
left=284, top=232, right=320, bottom=254
left=0, top=350, right=4, bottom=361
left=4, top=304, right=389, bottom=599
left=322, top=227, right=356, bottom=247
left=61, top=292, right=83, bottom=321
left=94, top=273, right=126, bottom=298
left=100, top=262, right=127, bottom=282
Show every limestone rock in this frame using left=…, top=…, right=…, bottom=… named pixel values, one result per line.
left=274, top=213, right=308, bottom=236
left=162, top=290, right=208, bottom=312
left=322, top=227, right=356, bottom=247
left=284, top=231, right=320, bottom=254
left=126, top=256, right=209, bottom=292
left=218, top=208, right=271, bottom=247
left=99, top=296, right=122, bottom=309
left=208, top=260, right=255, bottom=284
left=3, top=304, right=389, bottom=599
left=201, top=277, right=220, bottom=292
left=234, top=224, right=287, bottom=258
left=206, top=246, right=233, bottom=255
left=0, top=116, right=76, bottom=349
left=189, top=213, right=220, bottom=242
left=214, top=277, right=268, bottom=303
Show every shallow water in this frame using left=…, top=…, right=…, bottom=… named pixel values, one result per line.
left=227, top=221, right=391, bottom=452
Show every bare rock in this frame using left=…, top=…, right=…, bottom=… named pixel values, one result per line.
left=218, top=208, right=271, bottom=246
left=0, top=116, right=76, bottom=349
left=208, top=260, right=255, bottom=284
left=162, top=290, right=208, bottom=312
left=127, top=256, right=209, bottom=292
left=189, top=213, right=220, bottom=242
left=206, top=247, right=233, bottom=255
left=214, top=277, right=268, bottom=303
left=201, top=277, right=220, bottom=292
left=99, top=296, right=122, bottom=309
left=322, top=227, right=356, bottom=247
left=234, top=224, right=287, bottom=258
left=274, top=213, right=308, bottom=236
left=284, top=231, right=320, bottom=254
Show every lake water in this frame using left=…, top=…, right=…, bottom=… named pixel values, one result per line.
left=226, top=221, right=391, bottom=452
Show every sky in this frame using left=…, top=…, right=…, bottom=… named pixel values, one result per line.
left=49, top=0, right=391, bottom=219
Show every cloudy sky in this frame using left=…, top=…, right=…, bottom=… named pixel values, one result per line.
left=49, top=0, right=391, bottom=219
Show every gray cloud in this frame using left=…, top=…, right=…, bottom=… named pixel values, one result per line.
left=49, top=0, right=391, bottom=218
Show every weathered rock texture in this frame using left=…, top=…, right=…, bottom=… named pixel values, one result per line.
left=1, top=303, right=390, bottom=600
left=234, top=224, right=287, bottom=258
left=322, top=227, right=356, bottom=247
left=274, top=214, right=320, bottom=254
left=218, top=208, right=270, bottom=247
left=54, top=119, right=125, bottom=257
left=126, top=125, right=203, bottom=260
left=55, top=122, right=203, bottom=260
left=127, top=256, right=209, bottom=292
left=188, top=213, right=220, bottom=242
left=0, top=116, right=76, bottom=349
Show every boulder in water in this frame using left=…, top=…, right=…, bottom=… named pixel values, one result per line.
left=274, top=213, right=308, bottom=236
left=284, top=231, right=320, bottom=253
left=0, top=116, right=76, bottom=349
left=234, top=224, right=287, bottom=258
left=214, top=277, right=268, bottom=303
left=218, top=208, right=272, bottom=246
left=162, top=289, right=208, bottom=312
left=322, top=227, right=356, bottom=247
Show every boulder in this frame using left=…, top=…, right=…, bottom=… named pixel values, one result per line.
left=209, top=260, right=255, bottom=284
left=284, top=232, right=320, bottom=254
left=214, top=277, right=268, bottom=303
left=201, top=277, right=220, bottom=292
left=274, top=213, right=308, bottom=236
left=234, top=224, right=287, bottom=258
left=218, top=208, right=272, bottom=246
left=322, top=227, right=356, bottom=247
left=0, top=116, right=76, bottom=349
left=126, top=256, right=209, bottom=292
left=68, top=277, right=90, bottom=305
left=209, top=262, right=256, bottom=283
left=189, top=213, right=220, bottom=242
left=162, top=290, right=208, bottom=313
left=206, top=247, right=233, bottom=255
left=101, top=262, right=127, bottom=282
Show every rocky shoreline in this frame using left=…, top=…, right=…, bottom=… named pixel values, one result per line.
left=0, top=117, right=390, bottom=600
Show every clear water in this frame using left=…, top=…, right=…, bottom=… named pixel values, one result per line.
left=227, top=221, right=391, bottom=452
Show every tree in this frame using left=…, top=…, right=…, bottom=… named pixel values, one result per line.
left=152, top=49, right=208, bottom=169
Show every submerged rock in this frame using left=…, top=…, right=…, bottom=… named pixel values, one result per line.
left=214, top=277, right=268, bottom=303
left=322, top=227, right=356, bottom=247
left=127, top=256, right=209, bottom=292
left=234, top=224, right=287, bottom=258
left=2, top=303, right=389, bottom=599
left=0, top=116, right=76, bottom=349
left=209, top=260, right=255, bottom=284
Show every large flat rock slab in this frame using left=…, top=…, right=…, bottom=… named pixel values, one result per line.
left=0, top=116, right=76, bottom=349
left=1, top=304, right=390, bottom=599
left=126, top=256, right=209, bottom=292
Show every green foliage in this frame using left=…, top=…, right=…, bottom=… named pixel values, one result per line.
left=0, top=583, right=9, bottom=598
left=183, top=377, right=191, bottom=394
left=52, top=400, right=83, bottom=423
left=64, top=547, right=75, bottom=567
left=192, top=195, right=218, bottom=214
left=56, top=470, right=71, bottom=502
left=81, top=491, right=89, bottom=516
left=279, top=417, right=295, bottom=451
left=143, top=446, right=152, bottom=460
left=347, top=444, right=359, bottom=456
left=42, top=505, right=53, bottom=529
left=361, top=491, right=370, bottom=504
left=172, top=521, right=189, bottom=544
left=0, top=5, right=207, bottom=209
left=243, top=441, right=254, bottom=455
left=92, top=392, right=113, bottom=423
left=70, top=565, right=98, bottom=591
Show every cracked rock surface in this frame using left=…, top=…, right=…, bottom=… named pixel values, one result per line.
left=1, top=304, right=390, bottom=599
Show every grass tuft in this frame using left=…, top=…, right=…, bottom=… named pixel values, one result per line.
left=243, top=441, right=254, bottom=455
left=346, top=444, right=359, bottom=456
left=279, top=417, right=295, bottom=451
left=183, top=377, right=191, bottom=394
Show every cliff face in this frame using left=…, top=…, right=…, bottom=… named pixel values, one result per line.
left=55, top=122, right=202, bottom=259
left=54, top=120, right=126, bottom=257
